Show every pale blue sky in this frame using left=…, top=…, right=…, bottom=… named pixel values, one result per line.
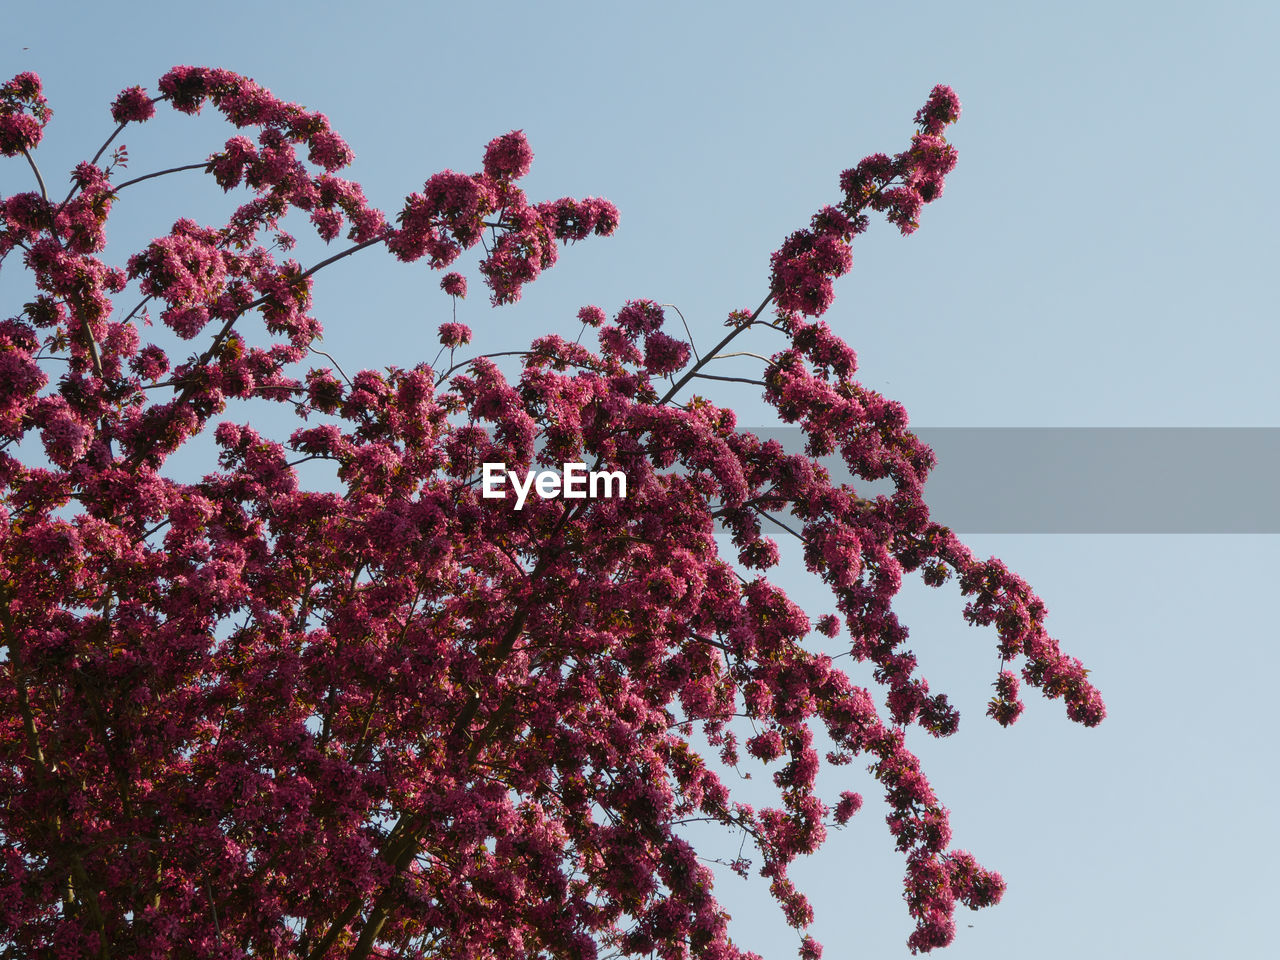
left=4, top=2, right=1278, bottom=956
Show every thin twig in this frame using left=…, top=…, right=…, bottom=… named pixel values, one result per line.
left=121, top=294, right=154, bottom=326
left=690, top=373, right=767, bottom=387
left=756, top=508, right=807, bottom=544
left=439, top=350, right=538, bottom=380
left=88, top=121, right=129, bottom=168
left=113, top=162, right=208, bottom=192
left=661, top=303, right=700, bottom=363
left=206, top=878, right=221, bottom=939
left=657, top=292, right=774, bottom=407
left=307, top=346, right=353, bottom=386
left=299, top=232, right=390, bottom=280
left=58, top=119, right=128, bottom=207
left=710, top=350, right=776, bottom=364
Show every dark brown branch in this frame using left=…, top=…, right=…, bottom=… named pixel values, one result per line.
left=656, top=292, right=774, bottom=407
left=113, top=162, right=208, bottom=192
left=58, top=118, right=128, bottom=208
left=690, top=373, right=767, bottom=387
left=21, top=147, right=48, bottom=202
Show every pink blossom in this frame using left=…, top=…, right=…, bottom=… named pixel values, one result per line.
left=642, top=330, right=691, bottom=375
left=131, top=344, right=169, bottom=380
left=0, top=72, right=50, bottom=155
left=483, top=129, right=534, bottom=180
left=306, top=127, right=354, bottom=171
left=615, top=299, right=666, bottom=336
left=110, top=85, right=155, bottom=123
left=882, top=186, right=925, bottom=235
left=156, top=65, right=211, bottom=113
left=914, top=84, right=962, bottom=136
left=0, top=111, right=42, bottom=156
left=437, top=322, right=471, bottom=347
left=440, top=271, right=467, bottom=297
left=747, top=730, right=785, bottom=761
left=40, top=409, right=92, bottom=467
left=833, top=791, right=862, bottom=825
left=577, top=304, right=606, bottom=327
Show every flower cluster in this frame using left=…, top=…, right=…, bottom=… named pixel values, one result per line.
left=0, top=72, right=51, bottom=156
left=768, top=87, right=963, bottom=317
left=483, top=129, right=534, bottom=181
left=986, top=668, right=1025, bottom=726
left=0, top=73, right=1102, bottom=960
left=386, top=129, right=619, bottom=305
left=110, top=85, right=156, bottom=124
left=440, top=271, right=467, bottom=298
left=437, top=322, right=471, bottom=348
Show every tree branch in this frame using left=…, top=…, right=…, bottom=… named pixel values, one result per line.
left=112, top=162, right=208, bottom=192
left=21, top=147, right=48, bottom=202
left=656, top=292, right=774, bottom=407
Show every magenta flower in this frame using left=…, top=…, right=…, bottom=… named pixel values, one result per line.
left=110, top=85, right=156, bottom=123
left=577, top=304, right=606, bottom=327
left=437, top=322, right=472, bottom=347
left=483, top=129, right=534, bottom=181
left=440, top=271, right=467, bottom=298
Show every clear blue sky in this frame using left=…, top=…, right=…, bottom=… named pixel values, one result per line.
left=4, top=2, right=1277, bottom=957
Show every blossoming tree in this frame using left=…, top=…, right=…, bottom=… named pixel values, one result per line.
left=0, top=69, right=1104, bottom=960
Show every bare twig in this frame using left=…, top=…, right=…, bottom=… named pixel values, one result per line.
left=21, top=147, right=48, bottom=201
left=113, top=162, right=208, bottom=192
left=690, top=373, right=767, bottom=387
left=661, top=303, right=700, bottom=362
left=657, top=292, right=774, bottom=407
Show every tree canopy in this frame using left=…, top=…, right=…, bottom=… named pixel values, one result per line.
left=0, top=68, right=1103, bottom=959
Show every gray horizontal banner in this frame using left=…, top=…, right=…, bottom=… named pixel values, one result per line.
left=743, top=428, right=1280, bottom=534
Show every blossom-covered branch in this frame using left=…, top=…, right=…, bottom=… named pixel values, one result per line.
left=0, top=69, right=1103, bottom=960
